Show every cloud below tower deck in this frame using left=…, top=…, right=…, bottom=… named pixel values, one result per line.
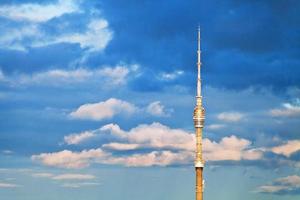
left=33, top=123, right=269, bottom=168
left=31, top=120, right=300, bottom=169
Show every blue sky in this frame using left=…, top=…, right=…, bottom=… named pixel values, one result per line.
left=0, top=0, right=300, bottom=199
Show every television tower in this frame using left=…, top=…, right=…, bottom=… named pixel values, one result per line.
left=193, top=27, right=205, bottom=200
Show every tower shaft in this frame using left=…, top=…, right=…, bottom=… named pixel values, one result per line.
left=193, top=27, right=205, bottom=200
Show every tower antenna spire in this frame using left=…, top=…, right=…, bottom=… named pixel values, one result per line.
left=197, top=26, right=201, bottom=98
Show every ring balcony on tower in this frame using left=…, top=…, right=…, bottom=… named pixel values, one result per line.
left=193, top=99, right=205, bottom=128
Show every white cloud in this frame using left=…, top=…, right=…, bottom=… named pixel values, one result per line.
left=70, top=98, right=137, bottom=121
left=6, top=65, right=132, bottom=87
left=257, top=185, right=288, bottom=193
left=32, top=173, right=54, bottom=178
left=217, top=112, right=244, bottom=122
left=270, top=102, right=300, bottom=117
left=206, top=124, right=226, bottom=130
left=0, top=25, right=40, bottom=51
left=257, top=175, right=300, bottom=194
left=276, top=175, right=300, bottom=187
left=270, top=140, right=300, bottom=157
left=102, top=143, right=141, bottom=151
left=62, top=182, right=100, bottom=188
left=203, top=135, right=263, bottom=161
left=0, top=0, right=79, bottom=22
left=64, top=131, right=96, bottom=145
left=52, top=174, right=95, bottom=180
left=17, top=68, right=93, bottom=84
left=0, top=182, right=19, bottom=188
left=103, top=150, right=193, bottom=167
left=159, top=70, right=184, bottom=80
left=0, top=17, right=112, bottom=51
left=40, top=19, right=113, bottom=52
left=101, top=123, right=263, bottom=162
left=2, top=150, right=13, bottom=154
left=100, top=124, right=126, bottom=138
left=34, top=123, right=263, bottom=168
left=146, top=101, right=170, bottom=117
left=101, top=122, right=195, bottom=151
left=32, top=148, right=108, bottom=169
left=32, top=172, right=96, bottom=181
left=97, top=66, right=130, bottom=85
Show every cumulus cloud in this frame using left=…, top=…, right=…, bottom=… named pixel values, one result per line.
left=257, top=175, right=300, bottom=195
left=101, top=122, right=195, bottom=151
left=70, top=98, right=137, bottom=121
left=146, top=101, right=171, bottom=117
left=217, top=112, right=244, bottom=122
left=101, top=135, right=263, bottom=167
left=103, top=150, right=193, bottom=167
left=203, top=135, right=263, bottom=161
left=0, top=0, right=79, bottom=22
left=270, top=140, right=300, bottom=157
left=270, top=101, right=300, bottom=117
left=32, top=148, right=108, bottom=169
left=64, top=131, right=96, bottom=145
left=34, top=123, right=263, bottom=168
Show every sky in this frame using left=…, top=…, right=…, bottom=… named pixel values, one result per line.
left=0, top=0, right=300, bottom=199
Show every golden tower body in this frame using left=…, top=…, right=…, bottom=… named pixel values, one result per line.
left=193, top=28, right=205, bottom=200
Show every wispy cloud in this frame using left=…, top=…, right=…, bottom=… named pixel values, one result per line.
left=52, top=174, right=95, bottom=180
left=159, top=70, right=184, bottom=81
left=2, top=150, right=13, bottom=154
left=270, top=100, right=300, bottom=117
left=0, top=6, right=112, bottom=52
left=206, top=124, right=226, bottom=130
left=146, top=101, right=171, bottom=117
left=0, top=0, right=79, bottom=22
left=256, top=175, right=300, bottom=195
left=0, top=25, right=40, bottom=51
left=0, top=182, right=20, bottom=188
left=62, top=182, right=100, bottom=188
left=33, top=19, right=113, bottom=52
left=217, top=112, right=244, bottom=122
left=2, top=65, right=132, bottom=87
left=31, top=173, right=53, bottom=178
